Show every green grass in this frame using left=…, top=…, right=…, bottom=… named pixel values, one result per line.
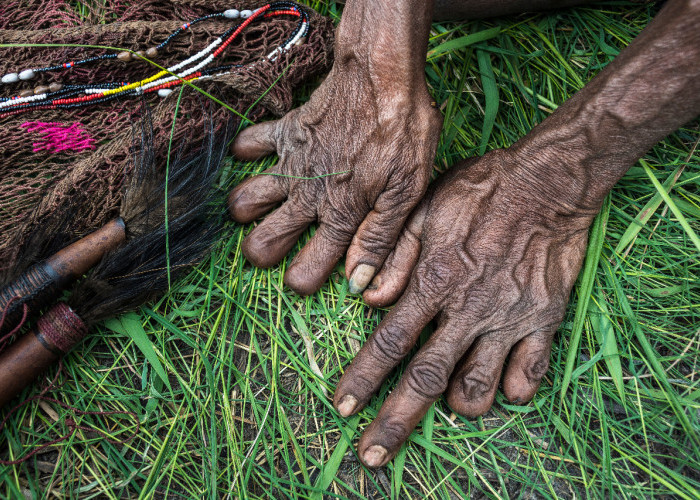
left=2, top=1, right=699, bottom=498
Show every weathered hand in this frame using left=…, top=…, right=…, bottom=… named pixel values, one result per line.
left=334, top=149, right=598, bottom=467
left=228, top=0, right=442, bottom=295
left=334, top=0, right=700, bottom=466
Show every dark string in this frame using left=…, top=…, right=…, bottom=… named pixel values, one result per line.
left=0, top=296, right=29, bottom=352
left=0, top=359, right=140, bottom=466
left=0, top=299, right=140, bottom=465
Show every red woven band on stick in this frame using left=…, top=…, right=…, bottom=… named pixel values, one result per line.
left=38, top=302, right=87, bottom=354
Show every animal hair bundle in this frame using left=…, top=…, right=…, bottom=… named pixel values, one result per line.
left=70, top=109, right=232, bottom=323
left=0, top=105, right=233, bottom=409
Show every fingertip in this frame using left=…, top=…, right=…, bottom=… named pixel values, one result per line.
left=284, top=223, right=351, bottom=296
left=227, top=173, right=286, bottom=223
left=446, top=386, right=493, bottom=419
left=362, top=270, right=409, bottom=308
left=347, top=263, right=376, bottom=294
left=241, top=233, right=281, bottom=268
left=231, top=122, right=277, bottom=160
left=334, top=394, right=359, bottom=417
left=227, top=184, right=259, bottom=223
left=240, top=203, right=313, bottom=268
left=502, top=375, right=538, bottom=405
left=502, top=331, right=553, bottom=405
left=361, top=445, right=388, bottom=468
left=501, top=359, right=546, bottom=404
left=284, top=263, right=324, bottom=296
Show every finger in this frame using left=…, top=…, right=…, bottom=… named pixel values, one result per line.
left=283, top=222, right=355, bottom=296
left=445, top=334, right=511, bottom=418
left=228, top=166, right=287, bottom=223
left=241, top=201, right=314, bottom=268
left=333, top=290, right=438, bottom=417
left=355, top=319, right=468, bottom=467
left=502, top=329, right=554, bottom=404
left=230, top=120, right=279, bottom=160
left=345, top=174, right=429, bottom=294
left=362, top=202, right=427, bottom=308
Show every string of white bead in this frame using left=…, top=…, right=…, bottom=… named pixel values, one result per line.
left=110, top=7, right=269, bottom=98
left=0, top=3, right=308, bottom=109
left=266, top=19, right=307, bottom=61
left=0, top=93, right=47, bottom=109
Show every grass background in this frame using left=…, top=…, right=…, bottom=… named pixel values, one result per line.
left=2, top=0, right=699, bottom=498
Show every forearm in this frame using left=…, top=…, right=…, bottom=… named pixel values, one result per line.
left=334, top=0, right=436, bottom=116
left=434, top=0, right=596, bottom=20
left=509, top=0, right=700, bottom=213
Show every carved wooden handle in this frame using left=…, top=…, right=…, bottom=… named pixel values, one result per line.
left=0, top=302, right=87, bottom=408
left=0, top=218, right=125, bottom=334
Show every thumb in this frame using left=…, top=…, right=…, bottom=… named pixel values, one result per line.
left=345, top=176, right=428, bottom=294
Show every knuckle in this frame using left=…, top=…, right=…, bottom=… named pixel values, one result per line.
left=321, top=219, right=356, bottom=246
left=355, top=223, right=396, bottom=254
left=371, top=323, right=412, bottom=364
left=526, top=355, right=550, bottom=382
left=461, top=366, right=495, bottom=399
left=412, top=259, right=454, bottom=299
left=404, top=355, right=450, bottom=400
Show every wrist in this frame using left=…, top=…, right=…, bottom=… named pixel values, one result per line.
left=334, top=0, right=435, bottom=110
left=502, top=143, right=607, bottom=221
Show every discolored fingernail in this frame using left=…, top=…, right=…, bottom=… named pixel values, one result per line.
left=362, top=445, right=388, bottom=468
left=337, top=395, right=358, bottom=417
left=348, top=264, right=376, bottom=294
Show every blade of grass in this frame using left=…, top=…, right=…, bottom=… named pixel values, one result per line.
left=640, top=159, right=700, bottom=252
left=427, top=27, right=501, bottom=60
left=476, top=48, right=499, bottom=155
left=560, top=195, right=610, bottom=400
left=104, top=313, right=172, bottom=392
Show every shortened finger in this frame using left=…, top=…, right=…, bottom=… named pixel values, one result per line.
left=333, top=290, right=438, bottom=418
left=228, top=166, right=287, bottom=223
left=242, top=201, right=314, bottom=268
left=231, top=120, right=279, bottom=160
left=283, top=222, right=354, bottom=296
left=502, top=329, right=554, bottom=404
left=446, top=334, right=511, bottom=418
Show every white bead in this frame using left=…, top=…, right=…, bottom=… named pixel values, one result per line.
left=1, top=73, right=19, bottom=84
left=158, top=88, right=173, bottom=97
left=240, top=9, right=253, bottom=18
left=18, top=69, right=36, bottom=80
left=224, top=9, right=240, bottom=18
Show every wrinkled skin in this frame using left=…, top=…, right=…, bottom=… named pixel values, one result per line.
left=333, top=0, right=700, bottom=468
left=228, top=0, right=700, bottom=469
left=333, top=149, right=594, bottom=466
left=229, top=0, right=442, bottom=296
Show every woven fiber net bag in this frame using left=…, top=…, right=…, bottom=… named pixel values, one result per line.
left=0, top=0, right=334, bottom=282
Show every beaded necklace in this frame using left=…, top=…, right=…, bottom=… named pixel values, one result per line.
left=0, top=2, right=310, bottom=117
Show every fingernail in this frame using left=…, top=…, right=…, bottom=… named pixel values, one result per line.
left=337, top=395, right=358, bottom=417
left=348, top=264, right=376, bottom=294
left=363, top=445, right=387, bottom=468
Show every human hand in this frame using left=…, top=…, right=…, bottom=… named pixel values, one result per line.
left=227, top=0, right=442, bottom=296
left=333, top=149, right=599, bottom=467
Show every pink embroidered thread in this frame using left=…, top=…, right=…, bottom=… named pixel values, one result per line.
left=21, top=121, right=96, bottom=153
